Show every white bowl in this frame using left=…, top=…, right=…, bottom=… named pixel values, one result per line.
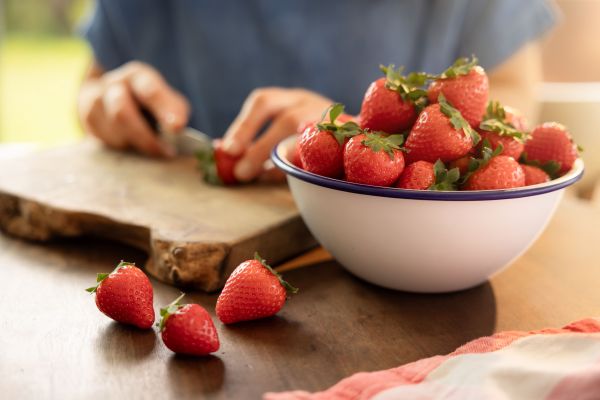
left=272, top=136, right=584, bottom=293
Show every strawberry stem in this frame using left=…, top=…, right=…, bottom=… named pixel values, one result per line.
left=316, top=104, right=361, bottom=146
left=196, top=144, right=223, bottom=185
left=254, top=252, right=299, bottom=296
left=158, top=292, right=186, bottom=331
left=438, top=55, right=478, bottom=79
left=429, top=160, right=460, bottom=191
left=438, top=94, right=480, bottom=145
left=85, top=261, right=135, bottom=294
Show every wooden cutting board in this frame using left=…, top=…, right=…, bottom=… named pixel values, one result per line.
left=0, top=140, right=315, bottom=291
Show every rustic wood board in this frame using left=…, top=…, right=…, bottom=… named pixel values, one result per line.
left=0, top=140, right=315, bottom=291
left=1, top=196, right=600, bottom=399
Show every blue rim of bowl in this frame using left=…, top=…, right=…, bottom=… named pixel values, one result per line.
left=271, top=137, right=585, bottom=201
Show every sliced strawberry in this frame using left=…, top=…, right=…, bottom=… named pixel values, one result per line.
left=197, top=140, right=242, bottom=185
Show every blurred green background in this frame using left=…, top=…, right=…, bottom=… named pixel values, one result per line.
left=0, top=0, right=91, bottom=143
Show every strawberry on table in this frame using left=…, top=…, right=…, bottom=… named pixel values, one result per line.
left=159, top=294, right=220, bottom=356
left=405, top=94, right=480, bottom=164
left=521, top=164, right=550, bottom=186
left=523, top=122, right=579, bottom=175
left=197, top=139, right=242, bottom=185
left=428, top=56, right=489, bottom=128
left=463, top=143, right=525, bottom=190
left=216, top=253, right=298, bottom=324
left=86, top=261, right=155, bottom=329
left=396, top=160, right=459, bottom=191
left=478, top=101, right=527, bottom=160
left=298, top=103, right=361, bottom=178
left=343, top=132, right=405, bottom=186
left=359, top=65, right=429, bottom=133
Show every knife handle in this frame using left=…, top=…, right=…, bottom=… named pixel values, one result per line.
left=140, top=107, right=160, bottom=134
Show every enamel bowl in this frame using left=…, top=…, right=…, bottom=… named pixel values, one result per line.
left=272, top=136, right=584, bottom=293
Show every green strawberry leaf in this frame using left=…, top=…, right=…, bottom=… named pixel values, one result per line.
left=520, top=152, right=562, bottom=179
left=459, top=141, right=504, bottom=185
left=157, top=292, right=186, bottom=331
left=196, top=146, right=223, bottom=185
left=438, top=94, right=480, bottom=146
left=254, top=252, right=298, bottom=296
left=484, top=100, right=506, bottom=121
left=438, top=55, right=479, bottom=79
left=429, top=159, right=460, bottom=191
left=577, top=144, right=584, bottom=153
left=361, top=131, right=406, bottom=160
left=479, top=119, right=526, bottom=141
left=316, top=104, right=362, bottom=146
left=85, top=261, right=135, bottom=294
left=380, top=64, right=433, bottom=111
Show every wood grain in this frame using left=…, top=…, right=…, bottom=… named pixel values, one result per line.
left=0, top=141, right=316, bottom=291
left=1, top=196, right=599, bottom=399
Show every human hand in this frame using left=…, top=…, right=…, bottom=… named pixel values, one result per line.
left=221, top=88, right=334, bottom=182
left=78, top=61, right=190, bottom=157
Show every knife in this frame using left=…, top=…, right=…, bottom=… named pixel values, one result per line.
left=141, top=108, right=213, bottom=156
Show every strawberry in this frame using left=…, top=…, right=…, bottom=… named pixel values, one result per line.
left=504, top=106, right=528, bottom=132
left=344, top=132, right=405, bottom=186
left=396, top=160, right=459, bottom=191
left=428, top=56, right=489, bottom=128
left=298, top=104, right=361, bottom=178
left=523, top=122, right=579, bottom=175
left=86, top=262, right=155, bottom=329
left=479, top=131, right=524, bottom=160
left=159, top=294, right=220, bottom=356
left=197, top=139, right=242, bottom=185
left=405, top=95, right=480, bottom=164
left=477, top=101, right=526, bottom=160
left=396, top=161, right=435, bottom=190
left=216, top=253, right=298, bottom=324
left=359, top=65, right=429, bottom=133
left=448, top=156, right=471, bottom=175
left=521, top=164, right=550, bottom=186
left=463, top=143, right=525, bottom=190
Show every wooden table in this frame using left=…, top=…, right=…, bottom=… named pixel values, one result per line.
left=1, top=194, right=599, bottom=400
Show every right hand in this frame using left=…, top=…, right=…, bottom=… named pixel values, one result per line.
left=78, top=61, right=190, bottom=157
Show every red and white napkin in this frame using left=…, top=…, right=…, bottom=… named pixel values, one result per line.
left=265, top=319, right=600, bottom=400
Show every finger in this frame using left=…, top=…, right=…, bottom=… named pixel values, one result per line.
left=103, top=82, right=174, bottom=157
left=79, top=84, right=128, bottom=150
left=222, top=88, right=299, bottom=156
left=257, top=161, right=287, bottom=184
left=233, top=109, right=300, bottom=182
left=126, top=65, right=190, bottom=133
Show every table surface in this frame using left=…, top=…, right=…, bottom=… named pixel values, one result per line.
left=2, top=193, right=600, bottom=400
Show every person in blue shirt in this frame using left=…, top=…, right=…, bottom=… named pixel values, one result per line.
left=78, top=0, right=556, bottom=182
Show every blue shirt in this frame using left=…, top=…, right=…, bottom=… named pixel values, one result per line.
left=83, top=0, right=555, bottom=137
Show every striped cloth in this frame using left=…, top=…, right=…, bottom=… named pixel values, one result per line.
left=265, top=319, right=600, bottom=400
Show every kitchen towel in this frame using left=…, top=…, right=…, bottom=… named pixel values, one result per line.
left=265, top=318, right=600, bottom=400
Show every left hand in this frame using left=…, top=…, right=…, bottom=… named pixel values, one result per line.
left=221, top=87, right=334, bottom=182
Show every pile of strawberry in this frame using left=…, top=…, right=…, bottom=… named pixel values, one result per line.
left=295, top=57, right=580, bottom=190
left=86, top=254, right=296, bottom=356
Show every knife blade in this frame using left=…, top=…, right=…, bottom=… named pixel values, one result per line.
left=140, top=107, right=213, bottom=156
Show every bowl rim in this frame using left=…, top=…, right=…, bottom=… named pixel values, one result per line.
left=271, top=136, right=585, bottom=201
